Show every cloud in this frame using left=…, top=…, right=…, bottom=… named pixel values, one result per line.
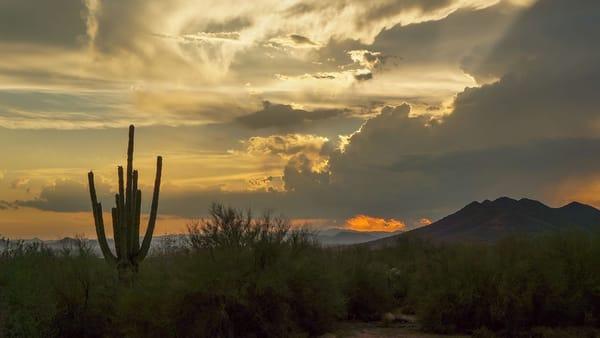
left=200, top=16, right=254, bottom=33
left=313, top=0, right=600, bottom=218
left=268, top=34, right=320, bottom=49
left=314, top=2, right=520, bottom=93
left=289, top=34, right=318, bottom=46
left=345, top=214, right=406, bottom=232
left=353, top=71, right=373, bottom=81
left=347, top=50, right=398, bottom=71
left=283, top=154, right=330, bottom=193
left=462, top=0, right=600, bottom=83
left=0, top=0, right=88, bottom=47
left=236, top=101, right=349, bottom=130
left=371, top=2, right=518, bottom=66
left=240, top=134, right=331, bottom=192
left=244, top=134, right=329, bottom=157
left=0, top=0, right=522, bottom=132
left=283, top=0, right=500, bottom=44
left=0, top=201, right=16, bottom=210
left=173, top=31, right=242, bottom=44
left=86, top=0, right=492, bottom=82
left=7, top=0, right=600, bottom=230
left=14, top=179, right=110, bottom=213
left=10, top=178, right=30, bottom=190
left=9, top=178, right=297, bottom=219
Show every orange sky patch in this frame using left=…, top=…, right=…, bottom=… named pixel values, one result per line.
left=0, top=208, right=189, bottom=240
left=345, top=214, right=406, bottom=232
left=551, top=175, right=600, bottom=209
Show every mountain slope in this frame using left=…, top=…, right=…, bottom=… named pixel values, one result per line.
left=369, top=197, right=600, bottom=246
left=317, top=228, right=402, bottom=245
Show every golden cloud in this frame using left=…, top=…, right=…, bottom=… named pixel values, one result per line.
left=345, top=214, right=406, bottom=232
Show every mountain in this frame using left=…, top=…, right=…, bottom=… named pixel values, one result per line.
left=369, top=197, right=600, bottom=246
left=316, top=228, right=401, bottom=245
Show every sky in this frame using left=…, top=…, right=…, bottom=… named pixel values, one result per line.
left=1, top=0, right=599, bottom=239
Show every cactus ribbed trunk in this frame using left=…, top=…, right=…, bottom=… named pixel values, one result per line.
left=88, top=125, right=163, bottom=284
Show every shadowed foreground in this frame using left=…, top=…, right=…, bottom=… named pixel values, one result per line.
left=0, top=209, right=598, bottom=337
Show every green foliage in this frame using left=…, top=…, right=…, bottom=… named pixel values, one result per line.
left=1, top=216, right=599, bottom=337
left=342, top=249, right=395, bottom=321
left=407, top=232, right=600, bottom=334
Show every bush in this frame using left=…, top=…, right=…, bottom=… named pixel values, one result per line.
left=344, top=253, right=394, bottom=321
left=412, top=232, right=600, bottom=334
left=181, top=204, right=342, bottom=336
left=1, top=219, right=598, bottom=337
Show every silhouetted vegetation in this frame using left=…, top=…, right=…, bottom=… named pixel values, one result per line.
left=88, top=125, right=162, bottom=283
left=0, top=206, right=599, bottom=337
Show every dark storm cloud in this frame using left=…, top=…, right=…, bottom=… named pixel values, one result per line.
left=14, top=179, right=110, bottom=213
left=0, top=201, right=16, bottom=210
left=353, top=72, right=373, bottom=81
left=318, top=2, right=519, bottom=72
left=8, top=179, right=320, bottom=219
left=286, top=0, right=454, bottom=22
left=447, top=0, right=600, bottom=144
left=289, top=34, right=318, bottom=46
left=236, top=101, right=349, bottom=130
left=356, top=0, right=453, bottom=28
left=321, top=106, right=600, bottom=220
left=93, top=0, right=149, bottom=54
left=311, top=0, right=600, bottom=219
left=91, top=0, right=186, bottom=56
left=0, top=0, right=88, bottom=47
left=462, top=0, right=600, bottom=82
left=311, top=74, right=336, bottom=80
left=14, top=134, right=600, bottom=221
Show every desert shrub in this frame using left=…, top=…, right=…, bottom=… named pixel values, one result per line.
left=50, top=255, right=115, bottom=338
left=0, top=242, right=58, bottom=337
left=176, top=205, right=343, bottom=336
left=174, top=291, right=238, bottom=338
left=180, top=236, right=342, bottom=336
left=413, top=232, right=600, bottom=334
left=342, top=249, right=395, bottom=321
left=284, top=250, right=345, bottom=335
left=1, top=220, right=598, bottom=337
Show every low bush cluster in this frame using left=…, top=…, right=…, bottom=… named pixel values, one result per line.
left=0, top=206, right=598, bottom=337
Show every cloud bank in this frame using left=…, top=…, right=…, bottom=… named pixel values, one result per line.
left=4, top=0, right=600, bottom=234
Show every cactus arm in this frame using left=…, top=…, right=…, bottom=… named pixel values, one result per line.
left=137, top=156, right=162, bottom=261
left=111, top=206, right=121, bottom=258
left=127, top=170, right=138, bottom=258
left=126, top=125, right=134, bottom=209
left=94, top=203, right=117, bottom=264
left=133, top=188, right=141, bottom=251
left=87, top=172, right=116, bottom=264
left=125, top=125, right=134, bottom=258
left=117, top=166, right=128, bottom=263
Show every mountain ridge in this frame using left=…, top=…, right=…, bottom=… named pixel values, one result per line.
left=368, top=197, right=600, bottom=246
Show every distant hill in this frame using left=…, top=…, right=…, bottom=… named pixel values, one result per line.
left=10, top=229, right=398, bottom=254
left=369, top=197, right=600, bottom=246
left=316, top=228, right=401, bottom=245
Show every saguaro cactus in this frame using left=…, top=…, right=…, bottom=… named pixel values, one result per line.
left=87, top=125, right=162, bottom=282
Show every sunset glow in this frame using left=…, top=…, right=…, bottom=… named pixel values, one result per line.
left=345, top=215, right=406, bottom=232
